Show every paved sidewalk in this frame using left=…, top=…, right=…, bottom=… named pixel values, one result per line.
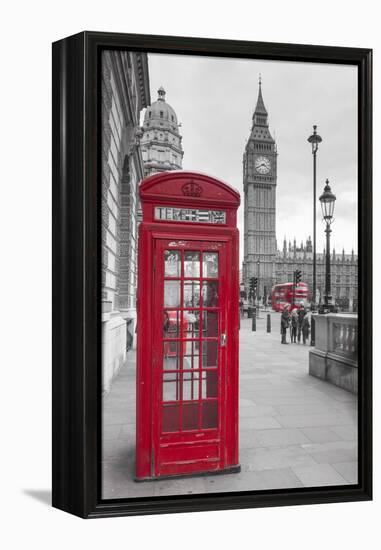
left=102, top=312, right=357, bottom=499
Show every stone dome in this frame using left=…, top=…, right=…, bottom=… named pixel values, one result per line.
left=140, top=86, right=184, bottom=177
left=143, top=86, right=179, bottom=129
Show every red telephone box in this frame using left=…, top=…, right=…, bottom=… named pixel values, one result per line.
left=136, top=171, right=240, bottom=479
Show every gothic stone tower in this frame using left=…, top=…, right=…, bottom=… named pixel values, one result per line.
left=243, top=78, right=277, bottom=297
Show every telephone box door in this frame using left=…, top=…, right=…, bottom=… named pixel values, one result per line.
left=152, top=238, right=229, bottom=477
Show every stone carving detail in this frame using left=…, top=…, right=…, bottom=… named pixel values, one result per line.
left=182, top=181, right=203, bottom=197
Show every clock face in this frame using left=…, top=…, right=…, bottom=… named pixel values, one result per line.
left=255, top=156, right=271, bottom=174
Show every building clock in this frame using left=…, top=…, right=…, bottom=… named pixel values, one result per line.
left=255, top=155, right=271, bottom=174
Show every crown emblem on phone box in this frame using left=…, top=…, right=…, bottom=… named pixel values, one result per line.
left=182, top=181, right=203, bottom=197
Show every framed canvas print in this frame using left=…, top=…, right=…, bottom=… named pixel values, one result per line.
left=52, top=31, right=372, bottom=518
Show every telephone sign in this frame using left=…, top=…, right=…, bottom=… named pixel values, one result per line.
left=154, top=206, right=227, bottom=224
left=136, top=171, right=240, bottom=480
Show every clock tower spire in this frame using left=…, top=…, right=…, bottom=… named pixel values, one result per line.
left=252, top=74, right=268, bottom=125
left=243, top=77, right=278, bottom=297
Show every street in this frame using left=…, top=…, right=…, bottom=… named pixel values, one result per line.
left=102, top=311, right=357, bottom=499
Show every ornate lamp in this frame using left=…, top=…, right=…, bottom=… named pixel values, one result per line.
left=307, top=124, right=323, bottom=153
left=319, top=179, right=336, bottom=222
left=319, top=179, right=336, bottom=312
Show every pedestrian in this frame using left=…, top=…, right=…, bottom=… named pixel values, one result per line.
left=280, top=304, right=290, bottom=344
left=297, top=302, right=306, bottom=343
left=301, top=313, right=310, bottom=344
left=290, top=309, right=298, bottom=343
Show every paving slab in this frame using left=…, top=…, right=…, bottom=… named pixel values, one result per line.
left=240, top=416, right=283, bottom=430
left=252, top=428, right=311, bottom=447
left=291, top=463, right=348, bottom=486
left=276, top=413, right=355, bottom=429
left=301, top=441, right=357, bottom=464
left=330, top=424, right=358, bottom=441
left=273, top=403, right=340, bottom=416
left=300, top=427, right=343, bottom=444
left=240, top=445, right=318, bottom=472
left=239, top=405, right=278, bottom=417
left=332, top=462, right=358, bottom=484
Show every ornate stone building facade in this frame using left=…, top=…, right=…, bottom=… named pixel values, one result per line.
left=140, top=86, right=184, bottom=176
left=101, top=50, right=150, bottom=392
left=242, top=79, right=277, bottom=296
left=276, top=237, right=358, bottom=310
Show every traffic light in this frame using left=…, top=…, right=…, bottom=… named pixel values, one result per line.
left=249, top=277, right=258, bottom=298
left=295, top=269, right=302, bottom=284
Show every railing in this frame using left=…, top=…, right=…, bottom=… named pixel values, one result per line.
left=309, top=313, right=358, bottom=393
left=333, top=321, right=357, bottom=360
left=313, top=313, right=358, bottom=360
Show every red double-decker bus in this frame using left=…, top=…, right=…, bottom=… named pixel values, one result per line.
left=271, top=282, right=309, bottom=312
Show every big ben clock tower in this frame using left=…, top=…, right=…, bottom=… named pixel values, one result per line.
left=243, top=77, right=277, bottom=298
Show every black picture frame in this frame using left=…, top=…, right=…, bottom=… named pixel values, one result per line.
left=52, top=31, right=372, bottom=519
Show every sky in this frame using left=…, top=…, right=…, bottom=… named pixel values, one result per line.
left=144, top=53, right=358, bottom=256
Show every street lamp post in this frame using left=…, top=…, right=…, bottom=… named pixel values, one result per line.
left=319, top=179, right=336, bottom=312
left=257, top=259, right=260, bottom=317
left=307, top=125, right=322, bottom=345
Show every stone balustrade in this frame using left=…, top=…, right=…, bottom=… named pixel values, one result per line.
left=309, top=313, right=358, bottom=394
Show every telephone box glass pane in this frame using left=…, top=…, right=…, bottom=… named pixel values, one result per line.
left=202, top=281, right=219, bottom=306
left=182, top=371, right=200, bottom=400
left=164, top=281, right=180, bottom=307
left=164, top=250, right=181, bottom=277
left=201, top=401, right=218, bottom=429
left=182, top=402, right=199, bottom=431
left=163, top=342, right=181, bottom=370
left=203, top=252, right=218, bottom=278
left=163, top=372, right=181, bottom=401
left=183, top=281, right=200, bottom=307
left=163, top=310, right=181, bottom=338
left=184, top=310, right=200, bottom=338
left=202, top=341, right=218, bottom=368
left=183, top=340, right=200, bottom=369
left=202, top=370, right=218, bottom=398
left=162, top=404, right=180, bottom=432
left=202, top=310, right=218, bottom=337
left=184, top=251, right=200, bottom=277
